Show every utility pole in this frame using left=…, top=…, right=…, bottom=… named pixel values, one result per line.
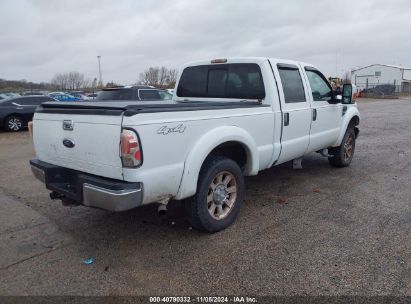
left=97, top=55, right=103, bottom=88
left=335, top=52, right=338, bottom=77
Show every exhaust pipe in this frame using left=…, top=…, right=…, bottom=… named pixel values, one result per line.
left=319, top=149, right=333, bottom=157
left=49, top=191, right=80, bottom=206
left=158, top=204, right=167, bottom=216
left=50, top=191, right=64, bottom=200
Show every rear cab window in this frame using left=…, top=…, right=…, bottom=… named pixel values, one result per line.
left=177, top=63, right=265, bottom=100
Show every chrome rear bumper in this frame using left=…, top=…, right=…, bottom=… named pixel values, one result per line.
left=82, top=183, right=142, bottom=211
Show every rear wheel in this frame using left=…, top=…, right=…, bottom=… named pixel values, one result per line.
left=5, top=115, right=23, bottom=132
left=328, top=127, right=356, bottom=167
left=184, top=156, right=245, bottom=233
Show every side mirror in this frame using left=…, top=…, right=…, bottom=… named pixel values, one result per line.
left=329, top=93, right=342, bottom=104
left=342, top=84, right=353, bottom=104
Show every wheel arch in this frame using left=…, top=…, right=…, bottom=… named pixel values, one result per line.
left=332, top=108, right=360, bottom=147
left=350, top=115, right=360, bottom=138
left=175, top=126, right=259, bottom=200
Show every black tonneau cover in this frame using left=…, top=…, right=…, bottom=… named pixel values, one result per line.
left=37, top=100, right=268, bottom=116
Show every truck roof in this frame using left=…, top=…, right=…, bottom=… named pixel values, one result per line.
left=183, top=57, right=315, bottom=69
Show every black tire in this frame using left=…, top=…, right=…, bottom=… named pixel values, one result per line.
left=4, top=115, right=23, bottom=132
left=184, top=156, right=245, bottom=233
left=328, top=126, right=356, bottom=167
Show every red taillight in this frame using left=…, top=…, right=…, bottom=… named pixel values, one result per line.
left=120, top=129, right=142, bottom=167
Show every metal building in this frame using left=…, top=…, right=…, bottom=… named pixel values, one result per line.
left=351, top=64, right=411, bottom=94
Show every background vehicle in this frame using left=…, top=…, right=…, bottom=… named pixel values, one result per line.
left=22, top=92, right=46, bottom=96
left=0, top=92, right=21, bottom=100
left=158, top=90, right=173, bottom=100
left=0, top=95, right=55, bottom=131
left=48, top=92, right=81, bottom=102
left=96, top=86, right=171, bottom=101
left=85, top=92, right=98, bottom=99
left=30, top=58, right=360, bottom=232
left=70, top=92, right=92, bottom=100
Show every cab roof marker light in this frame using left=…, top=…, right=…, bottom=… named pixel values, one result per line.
left=211, top=59, right=227, bottom=64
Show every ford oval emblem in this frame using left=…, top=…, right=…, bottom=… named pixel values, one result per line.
left=62, top=138, right=75, bottom=148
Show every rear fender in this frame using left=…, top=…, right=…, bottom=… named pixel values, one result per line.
left=175, top=126, right=259, bottom=200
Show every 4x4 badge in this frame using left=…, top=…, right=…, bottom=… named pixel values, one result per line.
left=157, top=124, right=186, bottom=135
left=62, top=120, right=74, bottom=130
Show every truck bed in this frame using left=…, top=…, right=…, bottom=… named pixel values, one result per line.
left=37, top=100, right=268, bottom=116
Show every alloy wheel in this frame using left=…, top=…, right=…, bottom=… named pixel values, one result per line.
left=343, top=133, right=354, bottom=162
left=8, top=117, right=22, bottom=131
left=207, top=171, right=237, bottom=220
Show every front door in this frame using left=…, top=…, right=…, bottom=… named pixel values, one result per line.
left=271, top=62, right=312, bottom=163
left=303, top=67, right=342, bottom=152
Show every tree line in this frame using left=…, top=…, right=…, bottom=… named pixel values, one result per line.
left=1, top=66, right=179, bottom=92
left=50, top=66, right=179, bottom=91
left=0, top=78, right=50, bottom=92
left=138, top=67, right=179, bottom=88
left=50, top=72, right=91, bottom=91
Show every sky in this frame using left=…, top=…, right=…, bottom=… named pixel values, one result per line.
left=0, top=0, right=410, bottom=84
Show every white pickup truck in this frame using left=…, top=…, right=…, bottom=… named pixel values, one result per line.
left=30, top=57, right=360, bottom=232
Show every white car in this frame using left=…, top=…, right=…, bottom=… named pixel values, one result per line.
left=30, top=57, right=360, bottom=232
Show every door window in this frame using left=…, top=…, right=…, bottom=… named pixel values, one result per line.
left=305, top=69, right=333, bottom=102
left=32, top=97, right=52, bottom=104
left=139, top=89, right=162, bottom=100
left=277, top=66, right=306, bottom=103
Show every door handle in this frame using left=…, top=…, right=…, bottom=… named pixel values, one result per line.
left=284, top=112, right=290, bottom=126
left=312, top=109, right=317, bottom=121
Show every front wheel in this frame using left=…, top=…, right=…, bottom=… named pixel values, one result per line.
left=184, top=156, right=245, bottom=233
left=328, top=127, right=356, bottom=167
left=5, top=115, right=23, bottom=132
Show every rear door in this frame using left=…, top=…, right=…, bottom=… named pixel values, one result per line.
left=33, top=108, right=124, bottom=180
left=302, top=66, right=342, bottom=152
left=271, top=62, right=312, bottom=163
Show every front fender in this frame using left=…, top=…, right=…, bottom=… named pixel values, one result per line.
left=332, top=105, right=360, bottom=147
left=175, top=126, right=259, bottom=200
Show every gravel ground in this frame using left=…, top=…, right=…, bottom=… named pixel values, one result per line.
left=0, top=98, right=410, bottom=296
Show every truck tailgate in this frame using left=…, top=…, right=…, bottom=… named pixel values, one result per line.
left=33, top=110, right=124, bottom=180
